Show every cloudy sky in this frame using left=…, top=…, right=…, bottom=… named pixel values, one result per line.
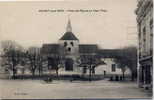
left=0, top=0, right=137, bottom=49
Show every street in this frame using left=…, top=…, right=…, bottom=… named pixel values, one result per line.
left=0, top=79, right=152, bottom=99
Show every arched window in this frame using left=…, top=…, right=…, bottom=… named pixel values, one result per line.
left=68, top=47, right=71, bottom=52
left=64, top=42, right=67, bottom=47
left=70, top=42, right=74, bottom=46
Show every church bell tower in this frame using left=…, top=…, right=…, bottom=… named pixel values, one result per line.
left=59, top=18, right=79, bottom=71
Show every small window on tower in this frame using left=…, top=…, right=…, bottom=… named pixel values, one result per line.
left=70, top=42, right=74, bottom=46
left=64, top=42, right=67, bottom=47
left=68, top=47, right=71, bottom=52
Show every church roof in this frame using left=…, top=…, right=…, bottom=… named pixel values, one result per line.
left=60, top=18, right=79, bottom=40
left=41, top=44, right=60, bottom=54
left=59, top=32, right=79, bottom=40
left=79, top=44, right=98, bottom=54
left=97, top=49, right=122, bottom=58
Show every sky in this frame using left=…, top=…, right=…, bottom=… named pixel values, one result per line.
left=0, top=0, right=138, bottom=49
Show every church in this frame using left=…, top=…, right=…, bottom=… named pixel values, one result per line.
left=41, top=19, right=98, bottom=73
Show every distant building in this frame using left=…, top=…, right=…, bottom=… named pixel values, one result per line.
left=93, top=58, right=131, bottom=77
left=136, top=0, right=153, bottom=89
left=96, top=50, right=131, bottom=78
left=41, top=19, right=98, bottom=74
left=40, top=19, right=131, bottom=77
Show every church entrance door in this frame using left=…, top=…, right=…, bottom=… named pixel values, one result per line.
left=65, top=58, right=73, bottom=71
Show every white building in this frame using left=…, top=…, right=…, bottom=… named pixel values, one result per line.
left=95, top=58, right=131, bottom=78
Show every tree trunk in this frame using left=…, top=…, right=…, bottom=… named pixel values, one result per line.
left=131, top=71, right=134, bottom=81
left=12, top=69, right=16, bottom=79
left=38, top=65, right=42, bottom=77
left=89, top=66, right=92, bottom=82
left=56, top=69, right=58, bottom=77
left=22, top=68, right=25, bottom=79
left=32, top=70, right=35, bottom=79
left=122, top=71, right=125, bottom=80
left=32, top=66, right=35, bottom=79
left=39, top=68, right=41, bottom=77
left=12, top=63, right=16, bottom=79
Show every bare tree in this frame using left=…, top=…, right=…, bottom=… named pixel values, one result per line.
left=114, top=46, right=137, bottom=81
left=79, top=55, right=104, bottom=81
left=0, top=40, right=24, bottom=79
left=123, top=46, right=137, bottom=81
left=1, top=40, right=24, bottom=53
left=47, top=55, right=64, bottom=77
left=27, top=46, right=42, bottom=78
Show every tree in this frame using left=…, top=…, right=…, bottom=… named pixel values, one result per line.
left=1, top=40, right=24, bottom=54
left=114, top=56, right=127, bottom=80
left=47, top=55, right=63, bottom=77
left=0, top=40, right=24, bottom=79
left=123, top=46, right=137, bottom=81
left=54, top=56, right=63, bottom=77
left=79, top=54, right=105, bottom=81
left=27, top=46, right=42, bottom=78
left=114, top=46, right=137, bottom=81
left=37, top=54, right=43, bottom=77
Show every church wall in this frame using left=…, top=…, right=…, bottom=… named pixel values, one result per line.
left=58, top=40, right=79, bottom=56
left=58, top=40, right=80, bottom=72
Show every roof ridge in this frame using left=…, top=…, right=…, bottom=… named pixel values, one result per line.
left=59, top=32, right=78, bottom=40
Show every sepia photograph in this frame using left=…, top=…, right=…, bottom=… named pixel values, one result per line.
left=0, top=0, right=153, bottom=99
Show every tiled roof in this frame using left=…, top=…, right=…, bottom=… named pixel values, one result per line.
left=60, top=32, right=78, bottom=40
left=41, top=44, right=60, bottom=54
left=97, top=49, right=122, bottom=58
left=79, top=44, right=98, bottom=54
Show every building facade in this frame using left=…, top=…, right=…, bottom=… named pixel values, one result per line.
left=136, top=0, right=153, bottom=89
left=93, top=58, right=131, bottom=77
left=40, top=19, right=132, bottom=77
left=41, top=19, right=98, bottom=74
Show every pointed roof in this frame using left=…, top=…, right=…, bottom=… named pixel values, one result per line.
left=66, top=18, right=72, bottom=32
left=60, top=18, right=78, bottom=40
left=60, top=32, right=78, bottom=40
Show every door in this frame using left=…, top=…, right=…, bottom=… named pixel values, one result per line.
left=65, top=58, right=73, bottom=71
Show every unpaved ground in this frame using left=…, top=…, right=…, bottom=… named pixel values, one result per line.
left=0, top=79, right=152, bottom=99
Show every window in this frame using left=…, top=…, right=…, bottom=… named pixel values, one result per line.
left=150, top=19, right=153, bottom=28
left=138, top=23, right=141, bottom=38
left=143, top=27, right=146, bottom=52
left=150, top=19, right=153, bottom=55
left=143, top=27, right=146, bottom=41
left=68, top=47, right=71, bottom=52
left=112, top=64, right=116, bottom=72
left=65, top=58, right=73, bottom=71
left=70, top=42, right=74, bottom=46
left=64, top=42, right=67, bottom=47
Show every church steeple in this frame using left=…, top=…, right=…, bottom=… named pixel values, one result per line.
left=66, top=18, right=72, bottom=32
left=59, top=18, right=78, bottom=40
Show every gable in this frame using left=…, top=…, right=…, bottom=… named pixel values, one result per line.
left=60, top=32, right=78, bottom=40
